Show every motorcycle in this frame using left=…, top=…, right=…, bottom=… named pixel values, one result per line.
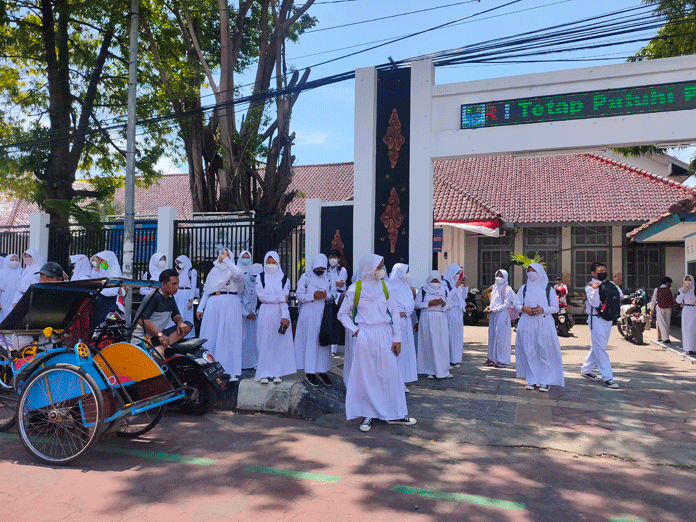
left=616, top=289, right=649, bottom=345
left=93, top=299, right=230, bottom=416
left=464, top=288, right=482, bottom=326
left=555, top=301, right=575, bottom=337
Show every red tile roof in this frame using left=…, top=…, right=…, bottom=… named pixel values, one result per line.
left=1, top=155, right=693, bottom=227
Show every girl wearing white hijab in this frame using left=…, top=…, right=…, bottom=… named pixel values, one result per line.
left=294, top=253, right=335, bottom=386
left=237, top=250, right=253, bottom=273
left=255, top=251, right=296, bottom=383
left=389, top=263, right=418, bottom=391
left=514, top=263, right=565, bottom=392
left=171, top=255, right=197, bottom=339
left=0, top=254, right=22, bottom=322
left=140, top=252, right=168, bottom=295
left=12, top=248, right=46, bottom=306
left=197, top=248, right=245, bottom=379
left=337, top=254, right=415, bottom=432
left=241, top=263, right=263, bottom=369
left=70, top=254, right=95, bottom=281
left=676, top=275, right=696, bottom=354
left=416, top=270, right=453, bottom=379
left=484, top=269, right=516, bottom=367
left=443, top=263, right=467, bottom=368
left=92, top=250, right=122, bottom=325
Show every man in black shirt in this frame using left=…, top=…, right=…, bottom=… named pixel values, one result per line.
left=133, top=268, right=192, bottom=356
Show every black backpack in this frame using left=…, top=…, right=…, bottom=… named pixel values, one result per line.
left=256, top=272, right=288, bottom=311
left=596, top=280, right=621, bottom=321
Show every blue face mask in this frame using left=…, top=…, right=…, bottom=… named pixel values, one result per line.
left=239, top=258, right=251, bottom=266
left=250, top=276, right=257, bottom=282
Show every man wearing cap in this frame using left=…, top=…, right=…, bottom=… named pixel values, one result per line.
left=38, top=262, right=66, bottom=283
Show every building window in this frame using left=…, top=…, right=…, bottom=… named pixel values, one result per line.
left=524, top=227, right=561, bottom=281
left=479, top=234, right=513, bottom=288
left=622, top=226, right=664, bottom=293
left=572, top=226, right=610, bottom=289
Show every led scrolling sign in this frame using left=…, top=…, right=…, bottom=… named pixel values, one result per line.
left=461, top=81, right=696, bottom=130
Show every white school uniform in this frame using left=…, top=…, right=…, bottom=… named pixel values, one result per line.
left=0, top=254, right=22, bottom=323
left=582, top=277, right=623, bottom=381
left=676, top=276, right=696, bottom=353
left=170, top=255, right=197, bottom=339
left=389, top=264, right=418, bottom=384
left=337, top=254, right=406, bottom=421
left=514, top=263, right=565, bottom=387
left=487, top=269, right=516, bottom=365
left=241, top=263, right=262, bottom=369
left=443, top=264, right=466, bottom=365
left=12, top=248, right=45, bottom=306
left=415, top=271, right=452, bottom=379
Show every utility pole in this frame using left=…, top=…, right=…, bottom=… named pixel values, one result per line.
left=123, top=0, right=139, bottom=328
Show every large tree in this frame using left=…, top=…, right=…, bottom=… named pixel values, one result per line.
left=0, top=0, right=167, bottom=227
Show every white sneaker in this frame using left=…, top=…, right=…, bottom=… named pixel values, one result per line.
left=273, top=377, right=282, bottom=383
left=443, top=373, right=454, bottom=379
left=404, top=386, right=410, bottom=393
left=525, top=383, right=538, bottom=390
left=453, top=363, right=461, bottom=369
left=259, top=378, right=269, bottom=384
left=538, top=384, right=549, bottom=392
left=386, top=416, right=417, bottom=426
left=360, top=417, right=373, bottom=432
left=427, top=375, right=435, bottom=379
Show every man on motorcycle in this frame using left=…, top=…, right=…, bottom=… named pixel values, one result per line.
left=554, top=277, right=567, bottom=306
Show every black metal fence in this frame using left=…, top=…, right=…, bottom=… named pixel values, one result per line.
left=0, top=226, right=30, bottom=257
left=174, top=216, right=305, bottom=290
left=47, top=221, right=157, bottom=278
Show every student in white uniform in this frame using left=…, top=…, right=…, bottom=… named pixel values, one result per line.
left=650, top=277, right=674, bottom=343
left=443, top=264, right=467, bottom=369
left=92, top=250, right=123, bottom=326
left=255, top=251, right=297, bottom=384
left=12, top=248, right=46, bottom=306
left=341, top=271, right=361, bottom=387
left=171, top=255, right=196, bottom=339
left=337, top=254, right=416, bottom=432
left=514, top=263, right=565, bottom=392
left=0, top=254, right=22, bottom=323
left=389, top=263, right=418, bottom=392
left=140, top=252, right=167, bottom=295
left=327, top=249, right=348, bottom=355
left=295, top=253, right=334, bottom=387
left=416, top=270, right=453, bottom=380
left=70, top=254, right=95, bottom=281
left=676, top=275, right=696, bottom=355
left=581, top=262, right=621, bottom=389
left=484, top=269, right=516, bottom=368
left=241, top=263, right=263, bottom=369
left=196, top=247, right=244, bottom=380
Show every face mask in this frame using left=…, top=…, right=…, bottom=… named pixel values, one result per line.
left=250, top=276, right=257, bottom=282
left=328, top=258, right=338, bottom=267
left=157, top=260, right=166, bottom=269
left=430, top=282, right=441, bottom=289
left=313, top=269, right=325, bottom=277
left=23, top=257, right=32, bottom=267
left=8, top=260, right=19, bottom=269
left=527, top=272, right=539, bottom=282
left=265, top=264, right=279, bottom=274
left=375, top=269, right=386, bottom=280
left=240, top=258, right=251, bottom=266
left=175, top=264, right=182, bottom=272
left=402, top=273, right=411, bottom=283
left=99, top=261, right=109, bottom=270
left=91, top=260, right=98, bottom=268
left=495, top=277, right=505, bottom=285
left=596, top=272, right=608, bottom=281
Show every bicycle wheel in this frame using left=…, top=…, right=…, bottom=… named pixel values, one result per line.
left=0, top=388, right=18, bottom=432
left=18, top=364, right=104, bottom=465
left=116, top=405, right=165, bottom=438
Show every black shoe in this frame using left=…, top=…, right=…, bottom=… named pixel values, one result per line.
left=663, top=340, right=671, bottom=344
left=304, top=374, right=319, bottom=387
left=317, top=373, right=332, bottom=386
left=360, top=417, right=373, bottom=432
left=386, top=416, right=417, bottom=426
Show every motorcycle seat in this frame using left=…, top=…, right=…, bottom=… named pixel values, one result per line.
left=168, top=338, right=207, bottom=354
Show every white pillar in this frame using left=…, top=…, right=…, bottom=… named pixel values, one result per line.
left=156, top=206, right=177, bottom=266
left=30, top=212, right=50, bottom=262
left=353, top=66, right=378, bottom=270
left=409, top=59, right=434, bottom=288
left=305, top=198, right=322, bottom=267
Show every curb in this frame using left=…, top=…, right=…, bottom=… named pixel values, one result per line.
left=650, top=340, right=696, bottom=364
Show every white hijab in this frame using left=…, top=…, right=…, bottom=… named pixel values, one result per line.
left=237, top=250, right=253, bottom=274
left=389, top=263, right=414, bottom=308
left=203, top=248, right=233, bottom=294
left=357, top=254, right=386, bottom=300
left=423, top=270, right=447, bottom=300
left=306, top=253, right=330, bottom=293
left=490, top=269, right=510, bottom=308
left=521, top=262, right=550, bottom=308
left=147, top=252, right=167, bottom=281
left=679, top=275, right=695, bottom=300
left=17, top=248, right=45, bottom=290
left=262, top=251, right=286, bottom=293
left=0, top=253, right=22, bottom=292
left=176, top=255, right=193, bottom=288
left=70, top=254, right=93, bottom=281
left=443, top=263, right=463, bottom=291
left=95, top=250, right=122, bottom=278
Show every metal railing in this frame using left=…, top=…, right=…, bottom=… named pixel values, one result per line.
left=0, top=226, right=30, bottom=257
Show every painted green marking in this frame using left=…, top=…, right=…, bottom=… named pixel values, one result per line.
left=392, top=485, right=525, bottom=511
left=0, top=432, right=215, bottom=466
left=246, top=465, right=340, bottom=483
left=611, top=517, right=647, bottom=522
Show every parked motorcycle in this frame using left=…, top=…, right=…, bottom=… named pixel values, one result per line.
left=616, top=289, right=649, bottom=345
left=555, top=299, right=575, bottom=337
left=464, top=288, right=482, bottom=326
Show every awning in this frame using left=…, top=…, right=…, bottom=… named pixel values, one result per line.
left=435, top=219, right=500, bottom=237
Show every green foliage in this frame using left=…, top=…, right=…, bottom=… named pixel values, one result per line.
left=509, top=252, right=546, bottom=270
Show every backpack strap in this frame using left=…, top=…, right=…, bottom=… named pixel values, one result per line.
left=352, top=281, right=361, bottom=324
left=444, top=279, right=452, bottom=291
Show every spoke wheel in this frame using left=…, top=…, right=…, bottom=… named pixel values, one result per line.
left=0, top=388, right=18, bottom=432
left=116, top=405, right=165, bottom=438
left=18, top=364, right=103, bottom=465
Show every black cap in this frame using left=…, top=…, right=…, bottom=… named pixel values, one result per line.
left=39, top=262, right=64, bottom=278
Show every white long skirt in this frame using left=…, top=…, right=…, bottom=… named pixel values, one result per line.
left=417, top=311, right=451, bottom=378
left=343, top=329, right=354, bottom=386
left=681, top=306, right=696, bottom=353
left=241, top=315, right=258, bottom=369
left=255, top=303, right=296, bottom=379
left=345, top=323, right=407, bottom=421
left=397, top=317, right=418, bottom=384
left=169, top=289, right=194, bottom=339
left=199, top=294, right=243, bottom=378
left=515, top=314, right=565, bottom=387
left=446, top=306, right=464, bottom=364
left=487, top=310, right=512, bottom=364
left=294, top=300, right=332, bottom=373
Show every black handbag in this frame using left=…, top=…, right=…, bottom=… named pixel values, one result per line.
left=319, top=298, right=345, bottom=346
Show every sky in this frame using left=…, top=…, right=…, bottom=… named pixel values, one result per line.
left=159, top=0, right=695, bottom=171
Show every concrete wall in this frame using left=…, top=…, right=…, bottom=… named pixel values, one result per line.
left=666, top=245, right=686, bottom=283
